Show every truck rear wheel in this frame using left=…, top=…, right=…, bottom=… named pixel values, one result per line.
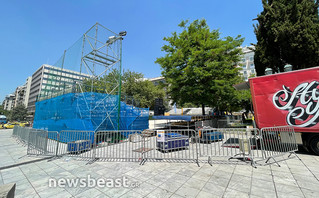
left=310, top=136, right=319, bottom=155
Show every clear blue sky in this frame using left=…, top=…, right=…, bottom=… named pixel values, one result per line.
left=0, top=0, right=263, bottom=102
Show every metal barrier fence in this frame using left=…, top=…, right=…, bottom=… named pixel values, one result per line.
left=57, top=131, right=95, bottom=159
left=13, top=126, right=34, bottom=145
left=11, top=126, right=299, bottom=167
left=198, top=126, right=298, bottom=166
left=259, top=126, right=298, bottom=166
left=12, top=125, right=18, bottom=137
left=94, top=130, right=143, bottom=162
left=27, top=130, right=59, bottom=156
left=198, top=128, right=265, bottom=166
left=141, top=129, right=199, bottom=165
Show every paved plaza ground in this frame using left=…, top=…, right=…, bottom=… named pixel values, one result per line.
left=1, top=129, right=319, bottom=198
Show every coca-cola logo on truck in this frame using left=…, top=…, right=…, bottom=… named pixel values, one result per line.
left=273, top=81, right=319, bottom=128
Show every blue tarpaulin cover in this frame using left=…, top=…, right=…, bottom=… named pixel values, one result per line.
left=33, top=92, right=149, bottom=133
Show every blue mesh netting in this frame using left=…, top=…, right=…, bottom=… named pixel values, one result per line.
left=33, top=92, right=149, bottom=133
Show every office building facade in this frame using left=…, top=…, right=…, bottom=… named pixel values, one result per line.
left=3, top=94, right=15, bottom=111
left=13, top=77, right=32, bottom=108
left=238, top=46, right=256, bottom=81
left=27, top=64, right=91, bottom=115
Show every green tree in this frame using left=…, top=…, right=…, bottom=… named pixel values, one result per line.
left=0, top=105, right=9, bottom=116
left=10, top=105, right=28, bottom=121
left=82, top=69, right=120, bottom=94
left=82, top=70, right=165, bottom=109
left=121, top=70, right=165, bottom=109
left=155, top=19, right=244, bottom=115
left=254, top=0, right=319, bottom=76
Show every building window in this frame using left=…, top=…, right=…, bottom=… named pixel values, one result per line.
left=242, top=58, right=245, bottom=62
left=250, top=63, right=254, bottom=68
left=244, top=71, right=247, bottom=75
left=251, top=70, right=255, bottom=73
left=250, top=56, right=253, bottom=61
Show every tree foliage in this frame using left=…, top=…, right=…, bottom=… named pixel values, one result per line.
left=121, top=71, right=165, bottom=109
left=10, top=105, right=28, bottom=121
left=254, top=0, right=319, bottom=76
left=155, top=19, right=244, bottom=114
left=82, top=70, right=165, bottom=109
left=0, top=105, right=10, bottom=117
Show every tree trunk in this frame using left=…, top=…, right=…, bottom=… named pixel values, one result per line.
left=201, top=104, right=205, bottom=115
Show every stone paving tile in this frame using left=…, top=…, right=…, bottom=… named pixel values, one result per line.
left=1, top=167, right=25, bottom=179
left=132, top=181, right=157, bottom=196
left=208, top=175, right=229, bottom=189
left=59, top=182, right=90, bottom=197
left=99, top=186, right=130, bottom=198
left=182, top=177, right=207, bottom=191
left=250, top=185, right=276, bottom=198
left=158, top=179, right=184, bottom=193
left=191, top=169, right=213, bottom=182
left=250, top=194, right=262, bottom=198
left=165, top=164, right=185, bottom=173
left=251, top=169, right=273, bottom=182
left=15, top=181, right=37, bottom=196
left=213, top=170, right=233, bottom=180
left=301, top=187, right=319, bottom=198
left=291, top=173, right=319, bottom=192
left=31, top=178, right=54, bottom=193
left=10, top=177, right=30, bottom=188
left=201, top=182, right=226, bottom=197
left=37, top=186, right=67, bottom=198
left=174, top=184, right=200, bottom=198
left=74, top=187, right=107, bottom=198
left=15, top=191, right=40, bottom=198
left=176, top=168, right=197, bottom=178
left=275, top=183, right=305, bottom=198
left=233, top=165, right=253, bottom=176
left=136, top=170, right=158, bottom=182
left=47, top=189, right=73, bottom=198
left=166, top=173, right=190, bottom=184
left=145, top=187, right=173, bottom=198
left=273, top=174, right=299, bottom=187
left=251, top=178, right=275, bottom=191
left=120, top=189, right=144, bottom=198
left=169, top=193, right=184, bottom=198
left=196, top=190, right=221, bottom=198
left=223, top=188, right=250, bottom=198
left=123, top=168, right=145, bottom=178
left=2, top=173, right=27, bottom=184
left=227, top=176, right=251, bottom=194
left=145, top=172, right=176, bottom=187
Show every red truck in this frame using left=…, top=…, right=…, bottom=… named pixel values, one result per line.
left=248, top=67, right=319, bottom=155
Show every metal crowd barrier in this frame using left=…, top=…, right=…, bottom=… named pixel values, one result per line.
left=12, top=125, right=18, bottom=137
left=57, top=130, right=95, bottom=159
left=27, top=130, right=59, bottom=156
left=198, top=128, right=262, bottom=167
left=258, top=126, right=299, bottom=166
left=11, top=125, right=299, bottom=167
left=14, top=127, right=34, bottom=145
left=93, top=130, right=143, bottom=162
left=141, top=129, right=199, bottom=165
left=198, top=126, right=298, bottom=167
